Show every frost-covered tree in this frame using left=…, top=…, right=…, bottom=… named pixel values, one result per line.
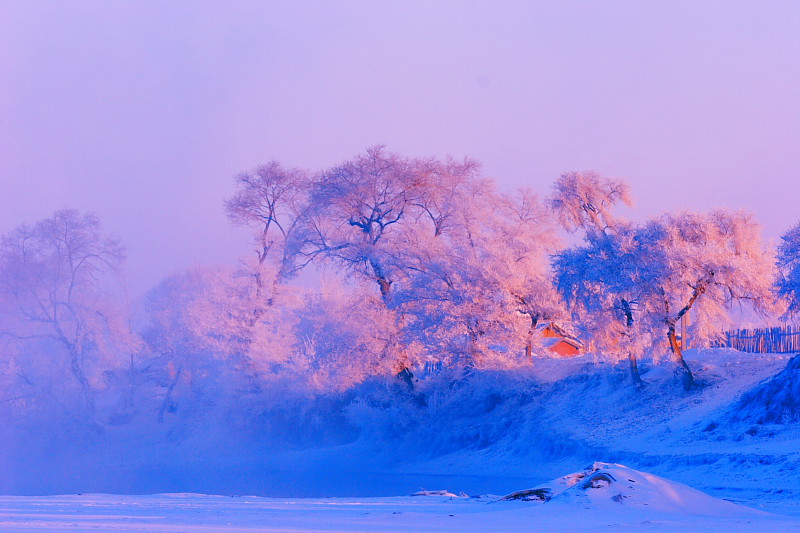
left=550, top=172, right=646, bottom=382
left=644, top=210, right=775, bottom=389
left=411, top=156, right=482, bottom=238
left=143, top=264, right=303, bottom=422
left=0, top=209, right=132, bottom=417
left=551, top=173, right=773, bottom=390
left=547, top=170, right=632, bottom=234
left=554, top=224, right=660, bottom=385
left=500, top=189, right=565, bottom=357
left=294, top=279, right=410, bottom=390
left=143, top=264, right=411, bottom=401
left=225, top=162, right=311, bottom=313
left=776, top=221, right=800, bottom=318
left=298, top=146, right=422, bottom=303
left=229, top=147, right=564, bottom=372
left=397, top=182, right=562, bottom=367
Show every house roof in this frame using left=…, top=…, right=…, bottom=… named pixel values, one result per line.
left=541, top=336, right=583, bottom=349
left=536, top=321, right=567, bottom=334
left=536, top=322, right=582, bottom=345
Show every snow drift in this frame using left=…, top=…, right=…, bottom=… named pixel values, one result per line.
left=500, top=462, right=763, bottom=517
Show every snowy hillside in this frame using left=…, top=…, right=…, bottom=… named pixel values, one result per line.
left=388, top=349, right=800, bottom=514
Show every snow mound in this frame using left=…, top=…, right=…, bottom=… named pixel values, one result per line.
left=733, top=353, right=800, bottom=424
left=501, top=462, right=763, bottom=517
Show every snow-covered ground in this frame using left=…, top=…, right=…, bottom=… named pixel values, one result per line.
left=2, top=463, right=799, bottom=532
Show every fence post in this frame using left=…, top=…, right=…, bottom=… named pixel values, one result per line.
left=720, top=324, right=800, bottom=354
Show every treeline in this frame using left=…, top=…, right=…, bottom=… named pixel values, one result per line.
left=0, top=146, right=795, bottom=431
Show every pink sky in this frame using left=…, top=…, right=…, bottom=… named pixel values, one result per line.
left=2, top=1, right=798, bottom=295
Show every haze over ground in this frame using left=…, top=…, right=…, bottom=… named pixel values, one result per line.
left=2, top=0, right=799, bottom=296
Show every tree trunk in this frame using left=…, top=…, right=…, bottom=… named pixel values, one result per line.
left=525, top=314, right=539, bottom=360
left=620, top=300, right=643, bottom=387
left=667, top=324, right=694, bottom=390
left=125, top=350, right=137, bottom=409
left=158, top=367, right=182, bottom=424
left=464, top=321, right=481, bottom=367
left=67, top=346, right=96, bottom=419
left=627, top=351, right=644, bottom=388
left=369, top=258, right=392, bottom=303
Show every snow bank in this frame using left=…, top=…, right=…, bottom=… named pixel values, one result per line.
left=501, top=462, right=763, bottom=517
left=733, top=353, right=800, bottom=424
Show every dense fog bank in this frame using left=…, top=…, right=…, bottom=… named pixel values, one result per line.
left=3, top=351, right=799, bottom=498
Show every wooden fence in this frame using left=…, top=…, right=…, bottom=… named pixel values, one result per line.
left=717, top=325, right=800, bottom=353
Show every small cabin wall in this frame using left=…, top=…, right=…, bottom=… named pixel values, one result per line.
left=550, top=339, right=581, bottom=357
